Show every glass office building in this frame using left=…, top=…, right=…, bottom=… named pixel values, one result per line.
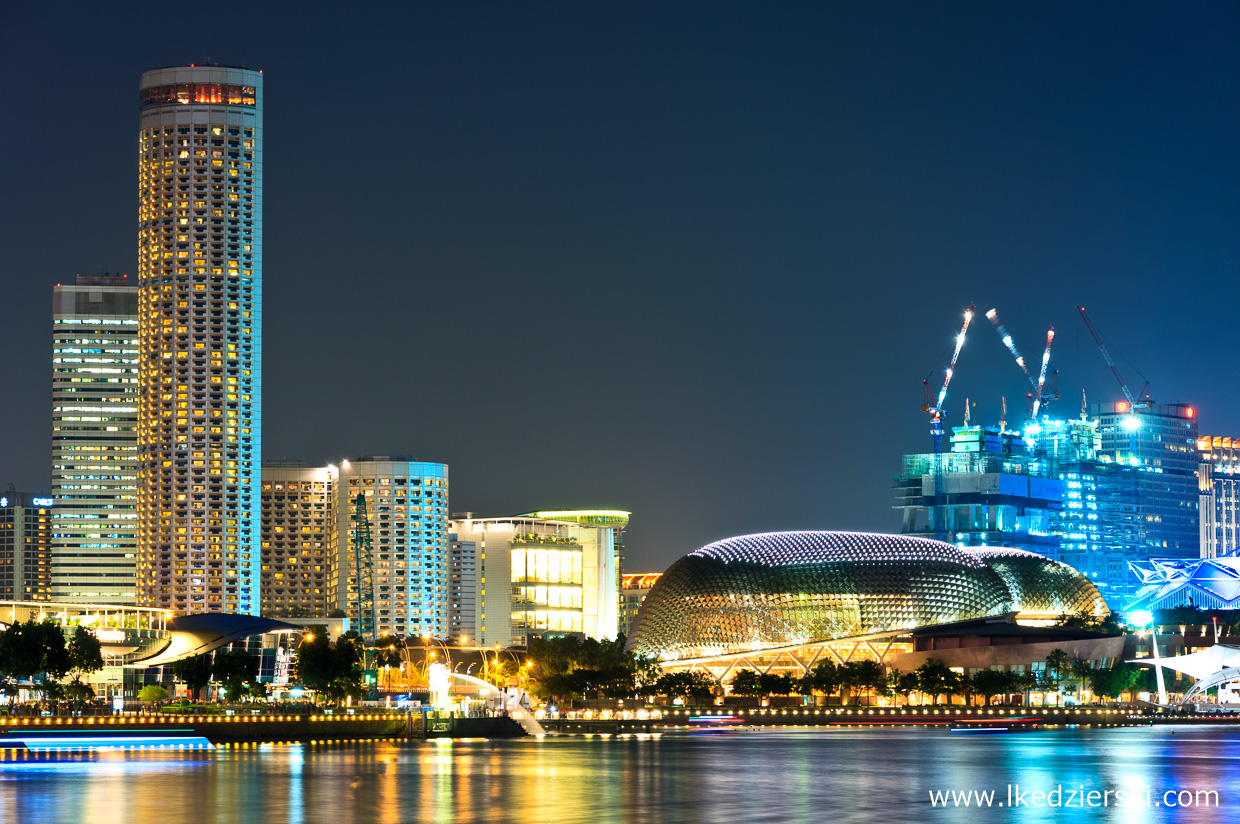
left=1091, top=402, right=1199, bottom=559
left=51, top=275, right=140, bottom=604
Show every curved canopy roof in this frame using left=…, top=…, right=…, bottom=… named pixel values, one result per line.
left=128, top=613, right=298, bottom=667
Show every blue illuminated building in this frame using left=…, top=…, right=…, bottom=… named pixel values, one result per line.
left=1090, top=402, right=1200, bottom=560
left=897, top=403, right=1200, bottom=610
left=894, top=424, right=1064, bottom=560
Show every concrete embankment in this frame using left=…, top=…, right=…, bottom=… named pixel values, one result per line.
left=545, top=705, right=1240, bottom=733
left=0, top=713, right=410, bottom=745
left=0, top=711, right=530, bottom=745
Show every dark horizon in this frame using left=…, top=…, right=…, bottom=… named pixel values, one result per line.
left=3, top=3, right=1239, bottom=572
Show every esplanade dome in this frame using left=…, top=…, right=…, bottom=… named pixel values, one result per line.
left=628, top=531, right=1105, bottom=659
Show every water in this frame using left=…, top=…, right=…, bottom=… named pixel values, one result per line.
left=1, top=726, right=1235, bottom=823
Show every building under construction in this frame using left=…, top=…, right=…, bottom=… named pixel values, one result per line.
left=899, top=305, right=1203, bottom=609
left=894, top=412, right=1164, bottom=608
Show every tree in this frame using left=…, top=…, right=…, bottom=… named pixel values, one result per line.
left=730, top=669, right=763, bottom=697
left=61, top=625, right=104, bottom=704
left=888, top=668, right=919, bottom=704
left=0, top=619, right=71, bottom=699
left=1043, top=649, right=1072, bottom=705
left=171, top=653, right=215, bottom=701
left=63, top=680, right=95, bottom=705
left=803, top=660, right=840, bottom=699
left=1089, top=662, right=1143, bottom=700
left=526, top=633, right=653, bottom=702
left=758, top=671, right=799, bottom=696
left=1068, top=659, right=1095, bottom=700
left=654, top=671, right=716, bottom=702
left=852, top=660, right=888, bottom=701
left=837, top=662, right=864, bottom=705
left=969, top=669, right=1013, bottom=706
left=213, top=647, right=260, bottom=701
left=296, top=628, right=362, bottom=704
left=67, top=626, right=104, bottom=676
left=915, top=659, right=955, bottom=705
left=138, top=684, right=169, bottom=707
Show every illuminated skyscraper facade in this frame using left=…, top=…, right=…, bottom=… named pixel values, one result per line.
left=136, top=66, right=263, bottom=614
left=1197, top=435, right=1240, bottom=559
left=0, top=493, right=54, bottom=602
left=260, top=462, right=337, bottom=617
left=335, top=458, right=449, bottom=638
left=1091, top=402, right=1199, bottom=559
left=51, top=275, right=139, bottom=603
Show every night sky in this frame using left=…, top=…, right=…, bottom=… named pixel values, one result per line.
left=3, top=4, right=1238, bottom=573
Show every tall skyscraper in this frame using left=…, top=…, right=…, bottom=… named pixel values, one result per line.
left=1091, top=402, right=1200, bottom=559
left=51, top=275, right=140, bottom=604
left=136, top=66, right=263, bottom=614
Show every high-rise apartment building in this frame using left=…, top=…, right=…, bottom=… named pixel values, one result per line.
left=135, top=65, right=263, bottom=614
left=0, top=493, right=54, bottom=601
left=51, top=275, right=139, bottom=604
left=260, top=462, right=337, bottom=617
left=447, top=528, right=478, bottom=643
left=619, top=573, right=660, bottom=638
left=1198, top=435, right=1240, bottom=559
left=335, top=457, right=449, bottom=638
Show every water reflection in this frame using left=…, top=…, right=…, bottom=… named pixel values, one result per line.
left=0, top=728, right=1235, bottom=823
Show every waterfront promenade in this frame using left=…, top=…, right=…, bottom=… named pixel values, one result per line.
left=2, top=704, right=1236, bottom=748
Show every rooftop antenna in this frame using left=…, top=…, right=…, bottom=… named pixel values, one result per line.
left=964, top=397, right=971, bottom=427
left=1000, top=396, right=1008, bottom=432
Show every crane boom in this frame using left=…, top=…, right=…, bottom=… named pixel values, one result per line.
left=934, top=305, right=975, bottom=410
left=1076, top=306, right=1134, bottom=404
left=985, top=308, right=1034, bottom=385
left=351, top=492, right=377, bottom=641
left=1030, top=327, right=1055, bottom=419
left=921, top=304, right=976, bottom=542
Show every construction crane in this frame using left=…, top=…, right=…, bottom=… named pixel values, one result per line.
left=351, top=492, right=377, bottom=641
left=1076, top=305, right=1150, bottom=408
left=1030, top=327, right=1055, bottom=419
left=985, top=309, right=1034, bottom=384
left=921, top=304, right=975, bottom=543
left=986, top=308, right=1057, bottom=418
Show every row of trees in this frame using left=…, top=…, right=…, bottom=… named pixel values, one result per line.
left=0, top=619, right=103, bottom=703
left=515, top=634, right=1157, bottom=706
left=725, top=655, right=1151, bottom=706
left=526, top=634, right=660, bottom=702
